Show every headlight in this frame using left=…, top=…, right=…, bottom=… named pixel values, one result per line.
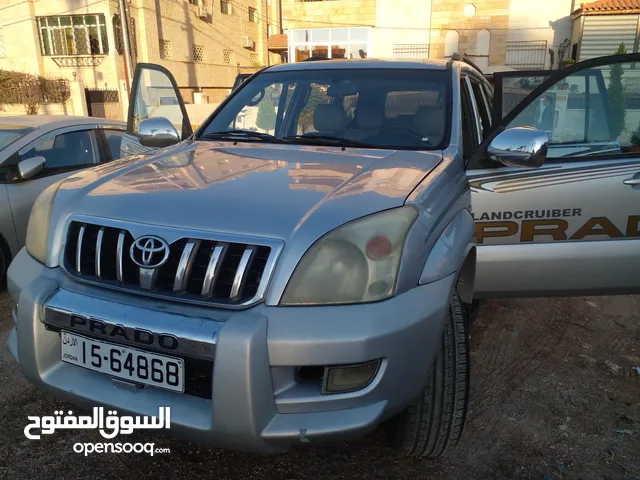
left=281, top=206, right=418, bottom=306
left=26, top=180, right=63, bottom=264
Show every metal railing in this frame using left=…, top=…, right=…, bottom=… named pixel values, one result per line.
left=393, top=44, right=430, bottom=60
left=505, top=40, right=548, bottom=70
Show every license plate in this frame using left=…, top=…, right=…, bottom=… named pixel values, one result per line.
left=60, top=331, right=185, bottom=393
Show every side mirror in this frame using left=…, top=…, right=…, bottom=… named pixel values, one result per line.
left=487, top=127, right=548, bottom=168
left=137, top=117, right=181, bottom=148
left=18, top=156, right=46, bottom=180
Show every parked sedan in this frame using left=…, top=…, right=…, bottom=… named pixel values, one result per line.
left=0, top=115, right=153, bottom=281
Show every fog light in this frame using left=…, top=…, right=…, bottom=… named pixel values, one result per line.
left=322, top=360, right=381, bottom=394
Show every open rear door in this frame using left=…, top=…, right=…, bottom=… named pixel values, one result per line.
left=126, top=63, right=193, bottom=140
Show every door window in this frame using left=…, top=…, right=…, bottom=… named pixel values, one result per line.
left=20, top=129, right=97, bottom=176
left=102, top=129, right=154, bottom=160
left=504, top=60, right=640, bottom=160
left=129, top=64, right=191, bottom=139
left=470, top=78, right=492, bottom=137
left=461, top=77, right=481, bottom=159
left=499, top=74, right=551, bottom=118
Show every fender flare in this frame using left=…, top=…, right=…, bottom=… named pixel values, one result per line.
left=419, top=209, right=476, bottom=304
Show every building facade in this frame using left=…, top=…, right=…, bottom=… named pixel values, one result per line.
left=282, top=0, right=576, bottom=70
left=0, top=0, right=284, bottom=119
left=571, top=0, right=640, bottom=61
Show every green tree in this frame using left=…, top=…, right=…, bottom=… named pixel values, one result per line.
left=256, top=95, right=276, bottom=133
left=607, top=43, right=627, bottom=139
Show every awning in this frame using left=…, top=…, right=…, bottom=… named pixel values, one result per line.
left=267, top=33, right=288, bottom=51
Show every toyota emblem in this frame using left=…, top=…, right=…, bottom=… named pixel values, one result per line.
left=129, top=235, right=170, bottom=269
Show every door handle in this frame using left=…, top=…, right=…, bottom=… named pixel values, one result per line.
left=623, top=177, right=640, bottom=186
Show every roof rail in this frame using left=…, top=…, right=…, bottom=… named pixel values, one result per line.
left=450, top=52, right=483, bottom=73
left=302, top=55, right=330, bottom=62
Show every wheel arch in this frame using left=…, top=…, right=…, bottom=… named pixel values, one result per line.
left=456, top=244, right=476, bottom=305
left=419, top=208, right=476, bottom=303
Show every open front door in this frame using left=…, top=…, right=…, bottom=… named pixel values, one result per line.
left=127, top=63, right=193, bottom=140
left=469, top=53, right=640, bottom=298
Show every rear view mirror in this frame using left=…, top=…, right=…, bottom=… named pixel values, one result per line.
left=18, top=156, right=45, bottom=180
left=327, top=81, right=359, bottom=97
left=137, top=117, right=181, bottom=148
left=487, top=127, right=548, bottom=168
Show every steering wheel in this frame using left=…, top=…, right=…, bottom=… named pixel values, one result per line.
left=365, top=125, right=429, bottom=146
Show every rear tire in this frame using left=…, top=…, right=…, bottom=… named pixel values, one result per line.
left=384, top=291, right=470, bottom=458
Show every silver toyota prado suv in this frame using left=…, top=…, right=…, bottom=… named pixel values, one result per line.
left=7, top=53, right=640, bottom=458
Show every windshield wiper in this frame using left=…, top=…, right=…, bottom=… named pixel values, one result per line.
left=201, top=130, right=283, bottom=143
left=283, top=134, right=374, bottom=148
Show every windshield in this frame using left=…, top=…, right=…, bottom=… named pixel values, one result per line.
left=0, top=126, right=34, bottom=150
left=200, top=68, right=450, bottom=150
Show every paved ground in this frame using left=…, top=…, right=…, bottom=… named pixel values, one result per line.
left=1, top=292, right=639, bottom=480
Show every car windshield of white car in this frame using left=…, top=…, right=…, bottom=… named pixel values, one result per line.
left=0, top=125, right=35, bottom=150
left=200, top=68, right=451, bottom=150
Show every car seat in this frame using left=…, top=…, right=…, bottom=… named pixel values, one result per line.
left=310, top=103, right=349, bottom=136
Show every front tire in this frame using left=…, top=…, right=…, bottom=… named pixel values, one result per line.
left=384, top=291, right=470, bottom=458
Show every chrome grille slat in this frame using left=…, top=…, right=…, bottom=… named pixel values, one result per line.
left=230, top=246, right=256, bottom=301
left=116, top=230, right=125, bottom=283
left=173, top=240, right=200, bottom=293
left=76, top=224, right=86, bottom=274
left=139, top=267, right=160, bottom=290
left=63, top=220, right=277, bottom=309
left=95, top=227, right=104, bottom=279
left=201, top=243, right=227, bottom=297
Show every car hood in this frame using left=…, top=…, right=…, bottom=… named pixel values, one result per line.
left=54, top=141, right=442, bottom=241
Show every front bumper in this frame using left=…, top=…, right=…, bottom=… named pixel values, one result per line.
left=7, top=248, right=455, bottom=453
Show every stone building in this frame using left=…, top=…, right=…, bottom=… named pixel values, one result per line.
left=0, top=0, right=284, bottom=119
left=282, top=0, right=577, bottom=70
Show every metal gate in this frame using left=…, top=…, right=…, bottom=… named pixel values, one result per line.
left=85, top=88, right=122, bottom=120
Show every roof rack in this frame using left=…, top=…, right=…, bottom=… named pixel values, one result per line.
left=450, top=52, right=483, bottom=73
left=302, top=55, right=330, bottom=62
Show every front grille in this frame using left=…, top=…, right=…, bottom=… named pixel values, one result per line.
left=63, top=221, right=274, bottom=308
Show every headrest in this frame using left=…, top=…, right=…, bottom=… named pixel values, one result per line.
left=414, top=106, right=444, bottom=137
left=313, top=103, right=348, bottom=132
left=355, top=101, right=385, bottom=129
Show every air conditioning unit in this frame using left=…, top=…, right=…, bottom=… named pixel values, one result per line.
left=242, top=35, right=255, bottom=49
left=197, top=2, right=208, bottom=19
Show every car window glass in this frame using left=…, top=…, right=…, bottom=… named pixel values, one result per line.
left=505, top=60, right=639, bottom=159
left=483, top=81, right=494, bottom=109
left=102, top=129, right=154, bottom=160
left=21, top=130, right=96, bottom=174
left=202, top=69, right=451, bottom=150
left=471, top=79, right=491, bottom=137
left=500, top=74, right=551, bottom=118
left=0, top=126, right=34, bottom=150
left=461, top=79, right=480, bottom=158
left=297, top=83, right=335, bottom=134
left=230, top=82, right=291, bottom=134
left=132, top=68, right=185, bottom=136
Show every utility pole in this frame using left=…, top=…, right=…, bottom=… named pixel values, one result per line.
left=265, top=0, right=270, bottom=66
left=118, top=0, right=135, bottom=94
